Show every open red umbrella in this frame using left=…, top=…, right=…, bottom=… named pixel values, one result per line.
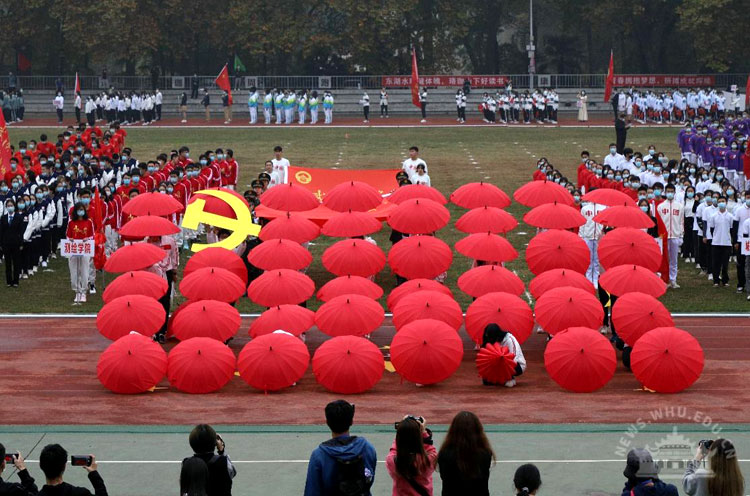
left=455, top=206, right=518, bottom=234
left=323, top=181, right=383, bottom=212
left=260, top=183, right=320, bottom=211
left=184, top=247, right=248, bottom=285
left=458, top=265, right=524, bottom=298
left=321, top=210, right=382, bottom=238
left=392, top=290, right=462, bottom=331
left=391, top=319, right=464, bottom=385
left=102, top=271, right=167, bottom=303
left=179, top=267, right=246, bottom=302
left=315, top=294, right=385, bottom=337
left=247, top=269, right=315, bottom=306
left=450, top=182, right=511, bottom=209
left=388, top=184, right=447, bottom=205
left=534, top=287, right=604, bottom=336
left=97, top=333, right=168, bottom=394
left=167, top=337, right=236, bottom=394
left=476, top=343, right=518, bottom=384
left=612, top=293, right=675, bottom=347
left=189, top=188, right=250, bottom=219
left=455, top=233, right=518, bottom=263
left=237, top=332, right=310, bottom=392
left=249, top=304, right=315, bottom=338
left=248, top=238, right=313, bottom=271
left=387, top=198, right=450, bottom=235
left=593, top=205, right=655, bottom=229
left=312, top=336, right=384, bottom=393
left=631, top=327, right=704, bottom=393
left=465, top=292, right=534, bottom=344
left=118, top=215, right=180, bottom=238
left=97, top=295, right=166, bottom=340
left=259, top=212, right=321, bottom=243
left=544, top=327, right=617, bottom=393
left=317, top=276, right=383, bottom=302
left=122, top=192, right=184, bottom=216
left=599, top=264, right=667, bottom=298
left=386, top=279, right=453, bottom=310
left=172, top=300, right=241, bottom=342
left=598, top=228, right=661, bottom=271
left=104, top=243, right=167, bottom=273
left=528, top=268, right=595, bottom=300
left=582, top=189, right=636, bottom=207
left=322, top=238, right=386, bottom=277
left=526, top=230, right=590, bottom=275
left=523, top=202, right=586, bottom=230
left=387, top=236, right=453, bottom=280
left=513, top=180, right=574, bottom=207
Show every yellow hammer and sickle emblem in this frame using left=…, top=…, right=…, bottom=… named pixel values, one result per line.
left=295, top=170, right=312, bottom=184
left=181, top=189, right=261, bottom=252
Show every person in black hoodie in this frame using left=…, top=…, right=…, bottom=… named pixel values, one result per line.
left=437, top=411, right=494, bottom=496
left=184, top=424, right=236, bottom=496
left=0, top=443, right=38, bottom=495
left=37, top=444, right=107, bottom=496
left=621, top=448, right=678, bottom=496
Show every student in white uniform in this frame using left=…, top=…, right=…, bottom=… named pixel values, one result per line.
left=263, top=89, right=273, bottom=124
left=248, top=86, right=259, bottom=124
left=379, top=88, right=389, bottom=118
left=274, top=90, right=284, bottom=124
left=739, top=216, right=750, bottom=300
left=360, top=91, right=370, bottom=123
left=309, top=91, right=319, bottom=124
left=271, top=145, right=290, bottom=184
left=412, top=164, right=430, bottom=186
left=579, top=201, right=607, bottom=288
left=733, top=192, right=750, bottom=293
left=706, top=195, right=733, bottom=286
left=656, top=184, right=684, bottom=288
left=401, top=146, right=427, bottom=181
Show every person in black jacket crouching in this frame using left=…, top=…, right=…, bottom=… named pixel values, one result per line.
left=38, top=444, right=107, bottom=496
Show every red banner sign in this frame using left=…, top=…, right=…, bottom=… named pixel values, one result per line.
left=613, top=75, right=715, bottom=87
left=288, top=166, right=401, bottom=201
left=382, top=75, right=510, bottom=88
left=61, top=239, right=95, bottom=257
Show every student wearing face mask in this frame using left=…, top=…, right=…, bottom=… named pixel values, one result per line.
left=639, top=199, right=660, bottom=240
left=604, top=143, right=624, bottom=171
left=682, top=186, right=696, bottom=263
left=66, top=202, right=95, bottom=304
left=0, top=198, right=26, bottom=287
left=706, top=196, right=733, bottom=287
left=657, top=184, right=685, bottom=289
left=733, top=192, right=750, bottom=293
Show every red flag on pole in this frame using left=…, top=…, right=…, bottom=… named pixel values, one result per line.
left=215, top=64, right=233, bottom=105
left=0, top=110, right=10, bottom=178
left=91, top=187, right=107, bottom=270
left=410, top=48, right=420, bottom=109
left=75, top=72, right=81, bottom=94
left=653, top=199, right=670, bottom=284
left=745, top=74, right=750, bottom=107
left=17, top=53, right=31, bottom=72
left=603, top=50, right=614, bottom=103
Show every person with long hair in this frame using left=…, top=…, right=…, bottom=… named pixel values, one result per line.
left=180, top=457, right=209, bottom=496
left=513, top=463, right=542, bottom=495
left=385, top=416, right=437, bottom=496
left=683, top=438, right=745, bottom=496
left=437, top=411, right=494, bottom=496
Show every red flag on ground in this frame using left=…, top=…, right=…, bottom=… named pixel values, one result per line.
left=745, top=75, right=750, bottom=107
left=215, top=64, right=233, bottom=105
left=0, top=111, right=10, bottom=178
left=653, top=199, right=670, bottom=283
left=410, top=48, right=420, bottom=108
left=17, top=53, right=31, bottom=72
left=91, top=187, right=107, bottom=270
left=603, top=50, right=614, bottom=103
left=75, top=72, right=81, bottom=94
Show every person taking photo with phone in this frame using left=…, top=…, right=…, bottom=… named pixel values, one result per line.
left=0, top=443, right=38, bottom=495
left=37, top=444, right=107, bottom=496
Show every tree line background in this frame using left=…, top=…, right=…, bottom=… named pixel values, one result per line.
left=0, top=0, right=747, bottom=77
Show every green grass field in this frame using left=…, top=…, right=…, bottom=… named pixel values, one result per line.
left=4, top=126, right=747, bottom=313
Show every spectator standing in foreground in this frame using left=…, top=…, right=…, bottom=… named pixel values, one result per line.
left=683, top=438, right=744, bottom=496
left=180, top=457, right=209, bottom=496
left=184, top=424, right=236, bottom=496
left=621, top=448, right=678, bottom=496
left=38, top=444, right=108, bottom=496
left=0, top=442, right=39, bottom=494
left=513, top=463, right=542, bottom=496
left=437, top=411, right=494, bottom=496
left=386, top=416, right=437, bottom=496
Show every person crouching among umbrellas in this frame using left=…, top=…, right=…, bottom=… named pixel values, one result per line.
left=481, top=323, right=526, bottom=388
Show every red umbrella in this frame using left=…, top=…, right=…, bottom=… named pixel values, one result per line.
left=248, top=238, right=313, bottom=271
left=526, top=230, right=590, bottom=275
left=315, top=294, right=385, bottom=337
left=523, top=202, right=586, bottom=230
left=387, top=198, right=450, bottom=235
left=631, top=327, right=704, bottom=393
left=388, top=184, right=447, bottom=205
left=392, top=290, right=463, bottom=331
left=317, top=275, right=383, bottom=302
left=465, top=292, right=534, bottom=344
left=249, top=304, right=315, bottom=338
left=598, top=228, right=661, bottom=272
left=513, top=180, right=574, bottom=207
left=322, top=238, right=386, bottom=277
left=167, top=337, right=236, bottom=394
left=97, top=333, right=168, bottom=394
left=386, top=279, right=453, bottom=310
left=582, top=189, right=636, bottom=207
left=388, top=236, right=453, bottom=280
left=260, top=183, right=320, bottom=211
left=611, top=293, right=675, bottom=347
left=535, top=287, right=604, bottom=336
left=189, top=188, right=250, bottom=219
left=544, top=327, right=617, bottom=393
left=323, top=181, right=383, bottom=212
left=166, top=300, right=190, bottom=339
left=476, top=343, right=518, bottom=384
left=455, top=206, right=518, bottom=234
left=118, top=215, right=180, bottom=238
left=528, top=268, right=595, bottom=300
left=97, top=295, right=166, bottom=340
left=172, top=300, right=241, bottom=342
left=390, top=319, right=464, bottom=385
left=247, top=269, right=315, bottom=306
left=104, top=243, right=167, bottom=273
left=450, top=182, right=511, bottom=209
left=312, top=336, right=384, bottom=393
left=458, top=265, right=525, bottom=298
left=594, top=205, right=655, bottom=229
left=122, top=192, right=184, bottom=216
left=599, top=264, right=667, bottom=298
left=237, top=332, right=309, bottom=392
left=179, top=267, right=246, bottom=302
left=259, top=212, right=321, bottom=243
left=321, top=210, right=382, bottom=238
left=455, top=232, right=518, bottom=263
left=184, top=247, right=248, bottom=285
left=102, top=271, right=167, bottom=303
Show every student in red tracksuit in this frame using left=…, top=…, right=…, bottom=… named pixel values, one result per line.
left=66, top=203, right=95, bottom=304
left=225, top=149, right=239, bottom=190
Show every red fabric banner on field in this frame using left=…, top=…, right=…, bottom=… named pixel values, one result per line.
left=0, top=111, right=11, bottom=178
left=745, top=75, right=750, bottom=107
left=604, top=50, right=614, bottom=103
left=613, top=75, right=715, bottom=87
left=383, top=75, right=510, bottom=88
left=215, top=64, right=233, bottom=105
left=75, top=72, right=81, bottom=94
left=288, top=166, right=400, bottom=201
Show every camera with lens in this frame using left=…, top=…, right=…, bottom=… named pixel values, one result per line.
left=394, top=415, right=424, bottom=430
left=699, top=440, right=713, bottom=453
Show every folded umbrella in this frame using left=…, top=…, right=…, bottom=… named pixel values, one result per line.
left=323, top=181, right=383, bottom=212
left=104, top=243, right=167, bottom=273
left=581, top=189, right=636, bottom=207
left=97, top=333, right=168, bottom=394
left=458, top=265, right=525, bottom=298
left=322, top=238, right=386, bottom=277
left=172, top=300, right=241, bottom=342
left=259, top=211, right=321, bottom=243
left=388, top=184, right=447, bottom=205
left=390, top=319, right=464, bottom=385
left=97, top=294, right=166, bottom=340
left=248, top=238, right=313, bottom=271
left=183, top=247, right=248, bottom=285
left=321, top=210, right=382, bottom=238
left=544, top=327, right=616, bottom=393
left=630, top=327, right=704, bottom=393
left=386, top=279, right=453, bottom=310
left=476, top=343, right=517, bottom=385
left=122, top=192, right=184, bottom=217
left=450, top=182, right=511, bottom=209
left=455, top=232, right=518, bottom=263
left=528, top=268, right=596, bottom=300
left=387, top=198, right=451, bottom=235
left=237, top=332, right=310, bottom=392
left=260, top=183, right=320, bottom=211
left=513, top=180, right=574, bottom=207
left=611, top=292, right=674, bottom=346
left=167, top=337, right=236, bottom=394
left=249, top=304, right=315, bottom=338
left=118, top=215, right=180, bottom=238
left=455, top=206, right=518, bottom=234
left=598, top=264, right=667, bottom=298
left=102, top=271, right=167, bottom=303
left=315, top=294, right=385, bottom=337
left=312, top=336, right=384, bottom=393
left=598, top=228, right=662, bottom=272
left=317, top=275, right=384, bottom=302
left=523, top=202, right=586, bottom=230
left=387, top=236, right=453, bottom=280
left=593, top=205, right=654, bottom=229
left=247, top=269, right=315, bottom=306
left=179, top=266, right=246, bottom=303
left=534, top=287, right=604, bottom=336
left=392, top=290, right=463, bottom=331
left=465, top=292, right=534, bottom=344
left=526, top=229, right=590, bottom=275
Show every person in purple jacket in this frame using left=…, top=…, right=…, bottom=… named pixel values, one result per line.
left=690, top=126, right=706, bottom=166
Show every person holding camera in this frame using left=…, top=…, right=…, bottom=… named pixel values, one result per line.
left=184, top=424, right=236, bottom=496
left=0, top=443, right=38, bottom=495
left=620, top=448, right=677, bottom=496
left=683, top=438, right=745, bottom=496
left=385, top=416, right=437, bottom=496
left=437, top=411, right=495, bottom=496
left=37, top=444, right=107, bottom=496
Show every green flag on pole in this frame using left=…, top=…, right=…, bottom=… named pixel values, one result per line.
left=234, top=54, right=246, bottom=73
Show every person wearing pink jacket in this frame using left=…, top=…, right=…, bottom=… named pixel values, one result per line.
left=386, top=416, right=437, bottom=496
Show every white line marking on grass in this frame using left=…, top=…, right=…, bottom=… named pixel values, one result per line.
left=512, top=269, right=534, bottom=305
